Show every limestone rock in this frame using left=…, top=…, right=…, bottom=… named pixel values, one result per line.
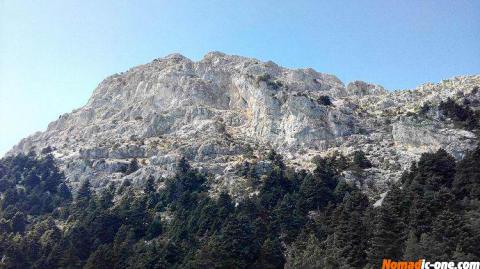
left=8, top=52, right=480, bottom=196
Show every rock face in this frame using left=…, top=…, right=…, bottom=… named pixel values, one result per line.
left=8, top=52, right=480, bottom=195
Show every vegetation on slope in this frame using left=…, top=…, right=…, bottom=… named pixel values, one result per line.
left=0, top=145, right=479, bottom=268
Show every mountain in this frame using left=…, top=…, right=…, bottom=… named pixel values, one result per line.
left=9, top=52, right=480, bottom=196
left=2, top=52, right=480, bottom=268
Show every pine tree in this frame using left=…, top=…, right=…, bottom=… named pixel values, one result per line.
left=352, top=150, right=372, bottom=169
left=216, top=192, right=234, bottom=221
left=298, top=174, right=333, bottom=212
left=126, top=158, right=140, bottom=175
left=75, top=179, right=92, bottom=211
left=403, top=231, right=421, bottom=260
left=97, top=183, right=115, bottom=209
left=368, top=185, right=405, bottom=267
left=333, top=190, right=369, bottom=268
left=145, top=218, right=162, bottom=240
left=254, top=238, right=285, bottom=269
left=418, top=149, right=456, bottom=191
left=453, top=145, right=480, bottom=199
left=409, top=194, right=433, bottom=236
left=84, top=244, right=113, bottom=269
left=195, top=216, right=256, bottom=268
left=177, top=156, right=191, bottom=175
left=10, top=211, right=26, bottom=233
left=56, top=182, right=72, bottom=200
left=259, top=167, right=288, bottom=211
left=286, top=233, right=329, bottom=269
left=272, top=193, right=304, bottom=242
left=312, top=156, right=338, bottom=189
left=144, top=176, right=156, bottom=195
left=429, top=209, right=468, bottom=260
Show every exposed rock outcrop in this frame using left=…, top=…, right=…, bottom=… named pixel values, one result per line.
left=8, top=52, right=480, bottom=195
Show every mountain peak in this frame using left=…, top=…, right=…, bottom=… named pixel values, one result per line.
left=163, top=52, right=189, bottom=60
left=8, top=53, right=479, bottom=195
left=346, top=80, right=386, bottom=96
left=203, top=51, right=227, bottom=59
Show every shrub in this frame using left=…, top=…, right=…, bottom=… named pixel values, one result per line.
left=419, top=102, right=431, bottom=115
left=255, top=73, right=282, bottom=90
left=317, top=95, right=332, bottom=106
left=352, top=150, right=372, bottom=169
left=125, top=158, right=140, bottom=175
left=439, top=98, right=478, bottom=130
left=256, top=73, right=271, bottom=83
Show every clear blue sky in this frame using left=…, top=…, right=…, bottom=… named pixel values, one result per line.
left=1, top=0, right=479, bottom=156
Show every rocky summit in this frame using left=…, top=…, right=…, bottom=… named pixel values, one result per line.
left=9, top=52, right=480, bottom=197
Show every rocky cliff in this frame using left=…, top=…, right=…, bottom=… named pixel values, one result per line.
left=9, top=52, right=480, bottom=196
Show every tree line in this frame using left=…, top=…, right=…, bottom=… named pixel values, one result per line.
left=0, top=145, right=479, bottom=268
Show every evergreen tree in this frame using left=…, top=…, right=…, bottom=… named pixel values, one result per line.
left=409, top=194, right=433, bottom=236
left=453, top=145, right=480, bottom=199
left=352, top=150, right=372, bottom=169
left=0, top=146, right=479, bottom=268
left=10, top=212, right=26, bottom=233
left=57, top=182, right=72, bottom=200
left=368, top=185, right=405, bottom=267
left=83, top=244, right=113, bottom=269
left=429, top=209, right=469, bottom=260
left=126, top=158, right=140, bottom=175
left=194, top=216, right=257, bottom=268
left=286, top=233, right=329, bottom=269
left=254, top=238, right=285, bottom=269
left=177, top=156, right=191, bottom=175
left=403, top=231, right=421, bottom=260
left=144, top=176, right=156, bottom=195
left=145, top=218, right=162, bottom=240
left=272, top=193, right=304, bottom=242
left=76, top=179, right=92, bottom=205
left=333, top=190, right=369, bottom=268
left=259, top=150, right=289, bottom=211
left=415, top=149, right=456, bottom=191
left=97, top=183, right=115, bottom=209
left=298, top=174, right=333, bottom=212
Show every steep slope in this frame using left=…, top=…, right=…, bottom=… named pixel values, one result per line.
left=9, top=52, right=480, bottom=195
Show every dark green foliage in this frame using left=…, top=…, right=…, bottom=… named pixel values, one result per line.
left=364, top=146, right=480, bottom=266
left=272, top=193, right=304, bottom=242
left=41, top=146, right=54, bottom=155
left=76, top=179, right=92, bottom=208
left=439, top=98, right=479, bottom=130
left=368, top=185, right=406, bottom=266
left=333, top=190, right=369, bottom=268
left=403, top=231, right=421, bottom=260
left=318, top=95, right=333, bottom=106
left=255, top=73, right=282, bottom=90
left=194, top=216, right=257, bottom=268
left=428, top=209, right=469, bottom=260
left=1, top=145, right=479, bottom=268
left=125, top=158, right=140, bottom=175
left=254, top=238, right=285, bottom=269
left=419, top=102, right=431, bottom=115
left=144, top=176, right=155, bottom=195
left=260, top=150, right=290, bottom=210
left=10, top=212, right=26, bottom=233
left=0, top=153, right=70, bottom=216
left=84, top=244, right=114, bottom=269
left=352, top=150, right=373, bottom=169
left=409, top=148, right=456, bottom=191
left=453, top=145, right=480, bottom=199
left=298, top=173, right=333, bottom=211
left=145, top=218, right=162, bottom=240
